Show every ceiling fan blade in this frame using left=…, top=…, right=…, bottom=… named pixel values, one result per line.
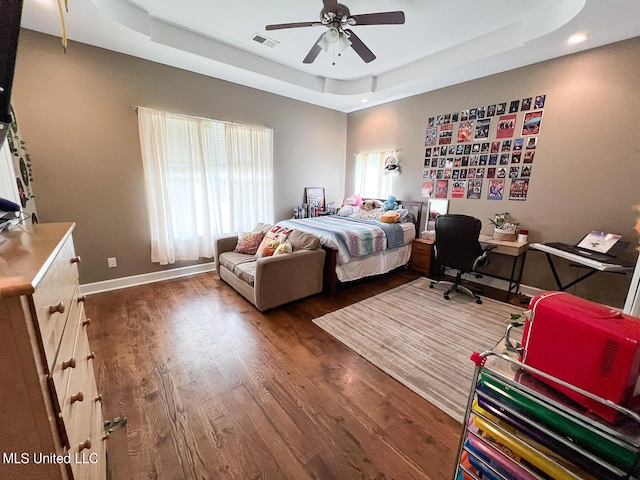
left=266, top=21, right=321, bottom=31
left=322, top=0, right=338, bottom=12
left=303, top=33, right=326, bottom=64
left=344, top=29, right=375, bottom=63
left=350, top=11, right=405, bottom=25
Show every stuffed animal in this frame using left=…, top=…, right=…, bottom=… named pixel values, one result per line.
left=383, top=195, right=399, bottom=211
left=361, top=199, right=383, bottom=210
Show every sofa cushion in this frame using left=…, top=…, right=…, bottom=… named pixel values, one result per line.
left=288, top=230, right=321, bottom=251
left=235, top=262, right=257, bottom=286
left=219, top=251, right=256, bottom=275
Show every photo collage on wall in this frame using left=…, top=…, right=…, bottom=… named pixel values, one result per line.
left=421, top=94, right=545, bottom=201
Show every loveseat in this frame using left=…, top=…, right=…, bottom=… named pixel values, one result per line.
left=214, top=224, right=326, bottom=312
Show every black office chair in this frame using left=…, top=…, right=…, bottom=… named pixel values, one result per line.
left=429, top=214, right=493, bottom=304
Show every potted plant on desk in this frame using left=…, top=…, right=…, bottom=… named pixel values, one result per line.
left=490, top=212, right=518, bottom=241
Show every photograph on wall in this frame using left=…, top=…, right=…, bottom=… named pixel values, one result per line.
left=526, top=137, right=538, bottom=149
left=487, top=104, right=496, bottom=117
left=467, top=179, right=483, bottom=199
left=509, top=178, right=529, bottom=201
left=521, top=97, right=532, bottom=110
left=435, top=180, right=449, bottom=198
left=452, top=180, right=466, bottom=198
left=522, top=111, right=543, bottom=136
left=439, top=124, right=453, bottom=144
left=421, top=179, right=434, bottom=197
left=474, top=119, right=491, bottom=139
left=487, top=167, right=496, bottom=178
left=534, top=94, right=546, bottom=109
left=496, top=103, right=507, bottom=115
left=487, top=179, right=505, bottom=200
left=509, top=166, right=519, bottom=178
left=522, top=165, right=532, bottom=177
left=457, top=121, right=473, bottom=142
left=497, top=167, right=507, bottom=178
left=425, top=126, right=437, bottom=146
left=523, top=150, right=535, bottom=163
left=497, top=114, right=517, bottom=138
left=428, top=117, right=435, bottom=127
left=509, top=100, right=520, bottom=113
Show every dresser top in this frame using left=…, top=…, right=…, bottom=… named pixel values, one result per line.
left=0, top=222, right=75, bottom=298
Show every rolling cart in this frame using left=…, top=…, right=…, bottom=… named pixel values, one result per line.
left=455, top=325, right=640, bottom=480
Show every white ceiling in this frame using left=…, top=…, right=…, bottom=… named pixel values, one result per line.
left=19, top=0, right=640, bottom=113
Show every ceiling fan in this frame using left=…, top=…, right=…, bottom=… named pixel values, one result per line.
left=265, top=0, right=405, bottom=64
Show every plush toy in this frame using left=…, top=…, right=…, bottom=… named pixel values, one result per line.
left=383, top=195, right=399, bottom=211
left=362, top=199, right=383, bottom=210
left=342, top=194, right=363, bottom=207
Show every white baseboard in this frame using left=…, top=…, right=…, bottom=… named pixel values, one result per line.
left=79, top=263, right=216, bottom=296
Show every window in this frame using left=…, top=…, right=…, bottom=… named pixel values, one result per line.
left=354, top=150, right=394, bottom=198
left=137, top=107, right=273, bottom=265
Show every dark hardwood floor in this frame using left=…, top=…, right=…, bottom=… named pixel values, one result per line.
left=86, top=268, right=516, bottom=480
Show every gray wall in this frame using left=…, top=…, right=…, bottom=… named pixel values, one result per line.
left=12, top=29, right=347, bottom=284
left=346, top=37, right=640, bottom=308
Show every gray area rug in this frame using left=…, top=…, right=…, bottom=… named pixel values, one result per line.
left=312, top=277, right=522, bottom=423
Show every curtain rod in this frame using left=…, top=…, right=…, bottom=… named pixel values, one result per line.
left=130, top=105, right=276, bottom=131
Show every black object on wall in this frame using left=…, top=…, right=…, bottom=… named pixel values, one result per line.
left=0, top=0, right=24, bottom=144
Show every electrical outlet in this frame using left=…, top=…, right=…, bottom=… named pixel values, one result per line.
left=107, top=257, right=117, bottom=268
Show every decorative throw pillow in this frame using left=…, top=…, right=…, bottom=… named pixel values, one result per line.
left=380, top=210, right=400, bottom=223
left=234, top=231, right=265, bottom=254
left=342, top=194, right=363, bottom=207
left=273, top=242, right=292, bottom=256
left=255, top=225, right=293, bottom=258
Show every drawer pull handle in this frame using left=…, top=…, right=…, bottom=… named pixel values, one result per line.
left=78, top=438, right=91, bottom=452
left=95, top=394, right=103, bottom=403
left=70, top=392, right=84, bottom=404
left=87, top=352, right=96, bottom=360
left=62, top=358, right=76, bottom=370
left=49, top=302, right=65, bottom=315
left=82, top=317, right=91, bottom=327
left=102, top=433, right=110, bottom=441
left=70, top=256, right=82, bottom=264
left=78, top=295, right=87, bottom=303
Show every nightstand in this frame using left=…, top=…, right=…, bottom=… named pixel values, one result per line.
left=411, top=238, right=434, bottom=275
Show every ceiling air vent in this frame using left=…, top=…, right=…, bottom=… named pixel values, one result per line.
left=251, top=33, right=279, bottom=48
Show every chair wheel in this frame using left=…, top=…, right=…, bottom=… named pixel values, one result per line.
left=444, top=294, right=450, bottom=300
left=476, top=298, right=482, bottom=304
left=429, top=283, right=434, bottom=289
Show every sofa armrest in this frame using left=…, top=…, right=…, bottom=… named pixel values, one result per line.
left=253, top=248, right=326, bottom=311
left=214, top=234, right=239, bottom=270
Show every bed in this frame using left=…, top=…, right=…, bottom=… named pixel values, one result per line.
left=276, top=199, right=425, bottom=294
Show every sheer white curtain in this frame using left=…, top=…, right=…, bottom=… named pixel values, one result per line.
left=354, top=150, right=394, bottom=198
left=137, top=107, right=273, bottom=265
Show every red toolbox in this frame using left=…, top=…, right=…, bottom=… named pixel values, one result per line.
left=520, top=291, right=640, bottom=423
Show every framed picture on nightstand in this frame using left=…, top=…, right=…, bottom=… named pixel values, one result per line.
left=305, top=187, right=325, bottom=211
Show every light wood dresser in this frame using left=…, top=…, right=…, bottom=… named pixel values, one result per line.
left=0, top=222, right=106, bottom=479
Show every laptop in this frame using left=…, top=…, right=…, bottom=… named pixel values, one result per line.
left=545, top=231, right=629, bottom=263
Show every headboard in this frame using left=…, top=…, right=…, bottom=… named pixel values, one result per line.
left=369, top=198, right=425, bottom=238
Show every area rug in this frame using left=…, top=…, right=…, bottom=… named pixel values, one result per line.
left=312, top=277, right=523, bottom=423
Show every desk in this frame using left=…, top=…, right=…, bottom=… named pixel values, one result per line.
left=478, top=235, right=529, bottom=301
left=530, top=242, right=634, bottom=291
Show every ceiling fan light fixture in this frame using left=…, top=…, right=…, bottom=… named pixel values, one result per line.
left=338, top=32, right=352, bottom=51
left=326, top=26, right=340, bottom=43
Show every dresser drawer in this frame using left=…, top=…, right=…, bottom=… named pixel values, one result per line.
left=32, top=235, right=80, bottom=368
left=50, top=296, right=84, bottom=404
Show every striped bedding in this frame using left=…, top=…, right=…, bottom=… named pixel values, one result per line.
left=277, top=216, right=406, bottom=265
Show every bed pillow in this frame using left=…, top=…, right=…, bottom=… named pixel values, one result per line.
left=234, top=231, right=265, bottom=254
left=255, top=226, right=293, bottom=258
left=350, top=206, right=384, bottom=220
left=337, top=205, right=357, bottom=216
